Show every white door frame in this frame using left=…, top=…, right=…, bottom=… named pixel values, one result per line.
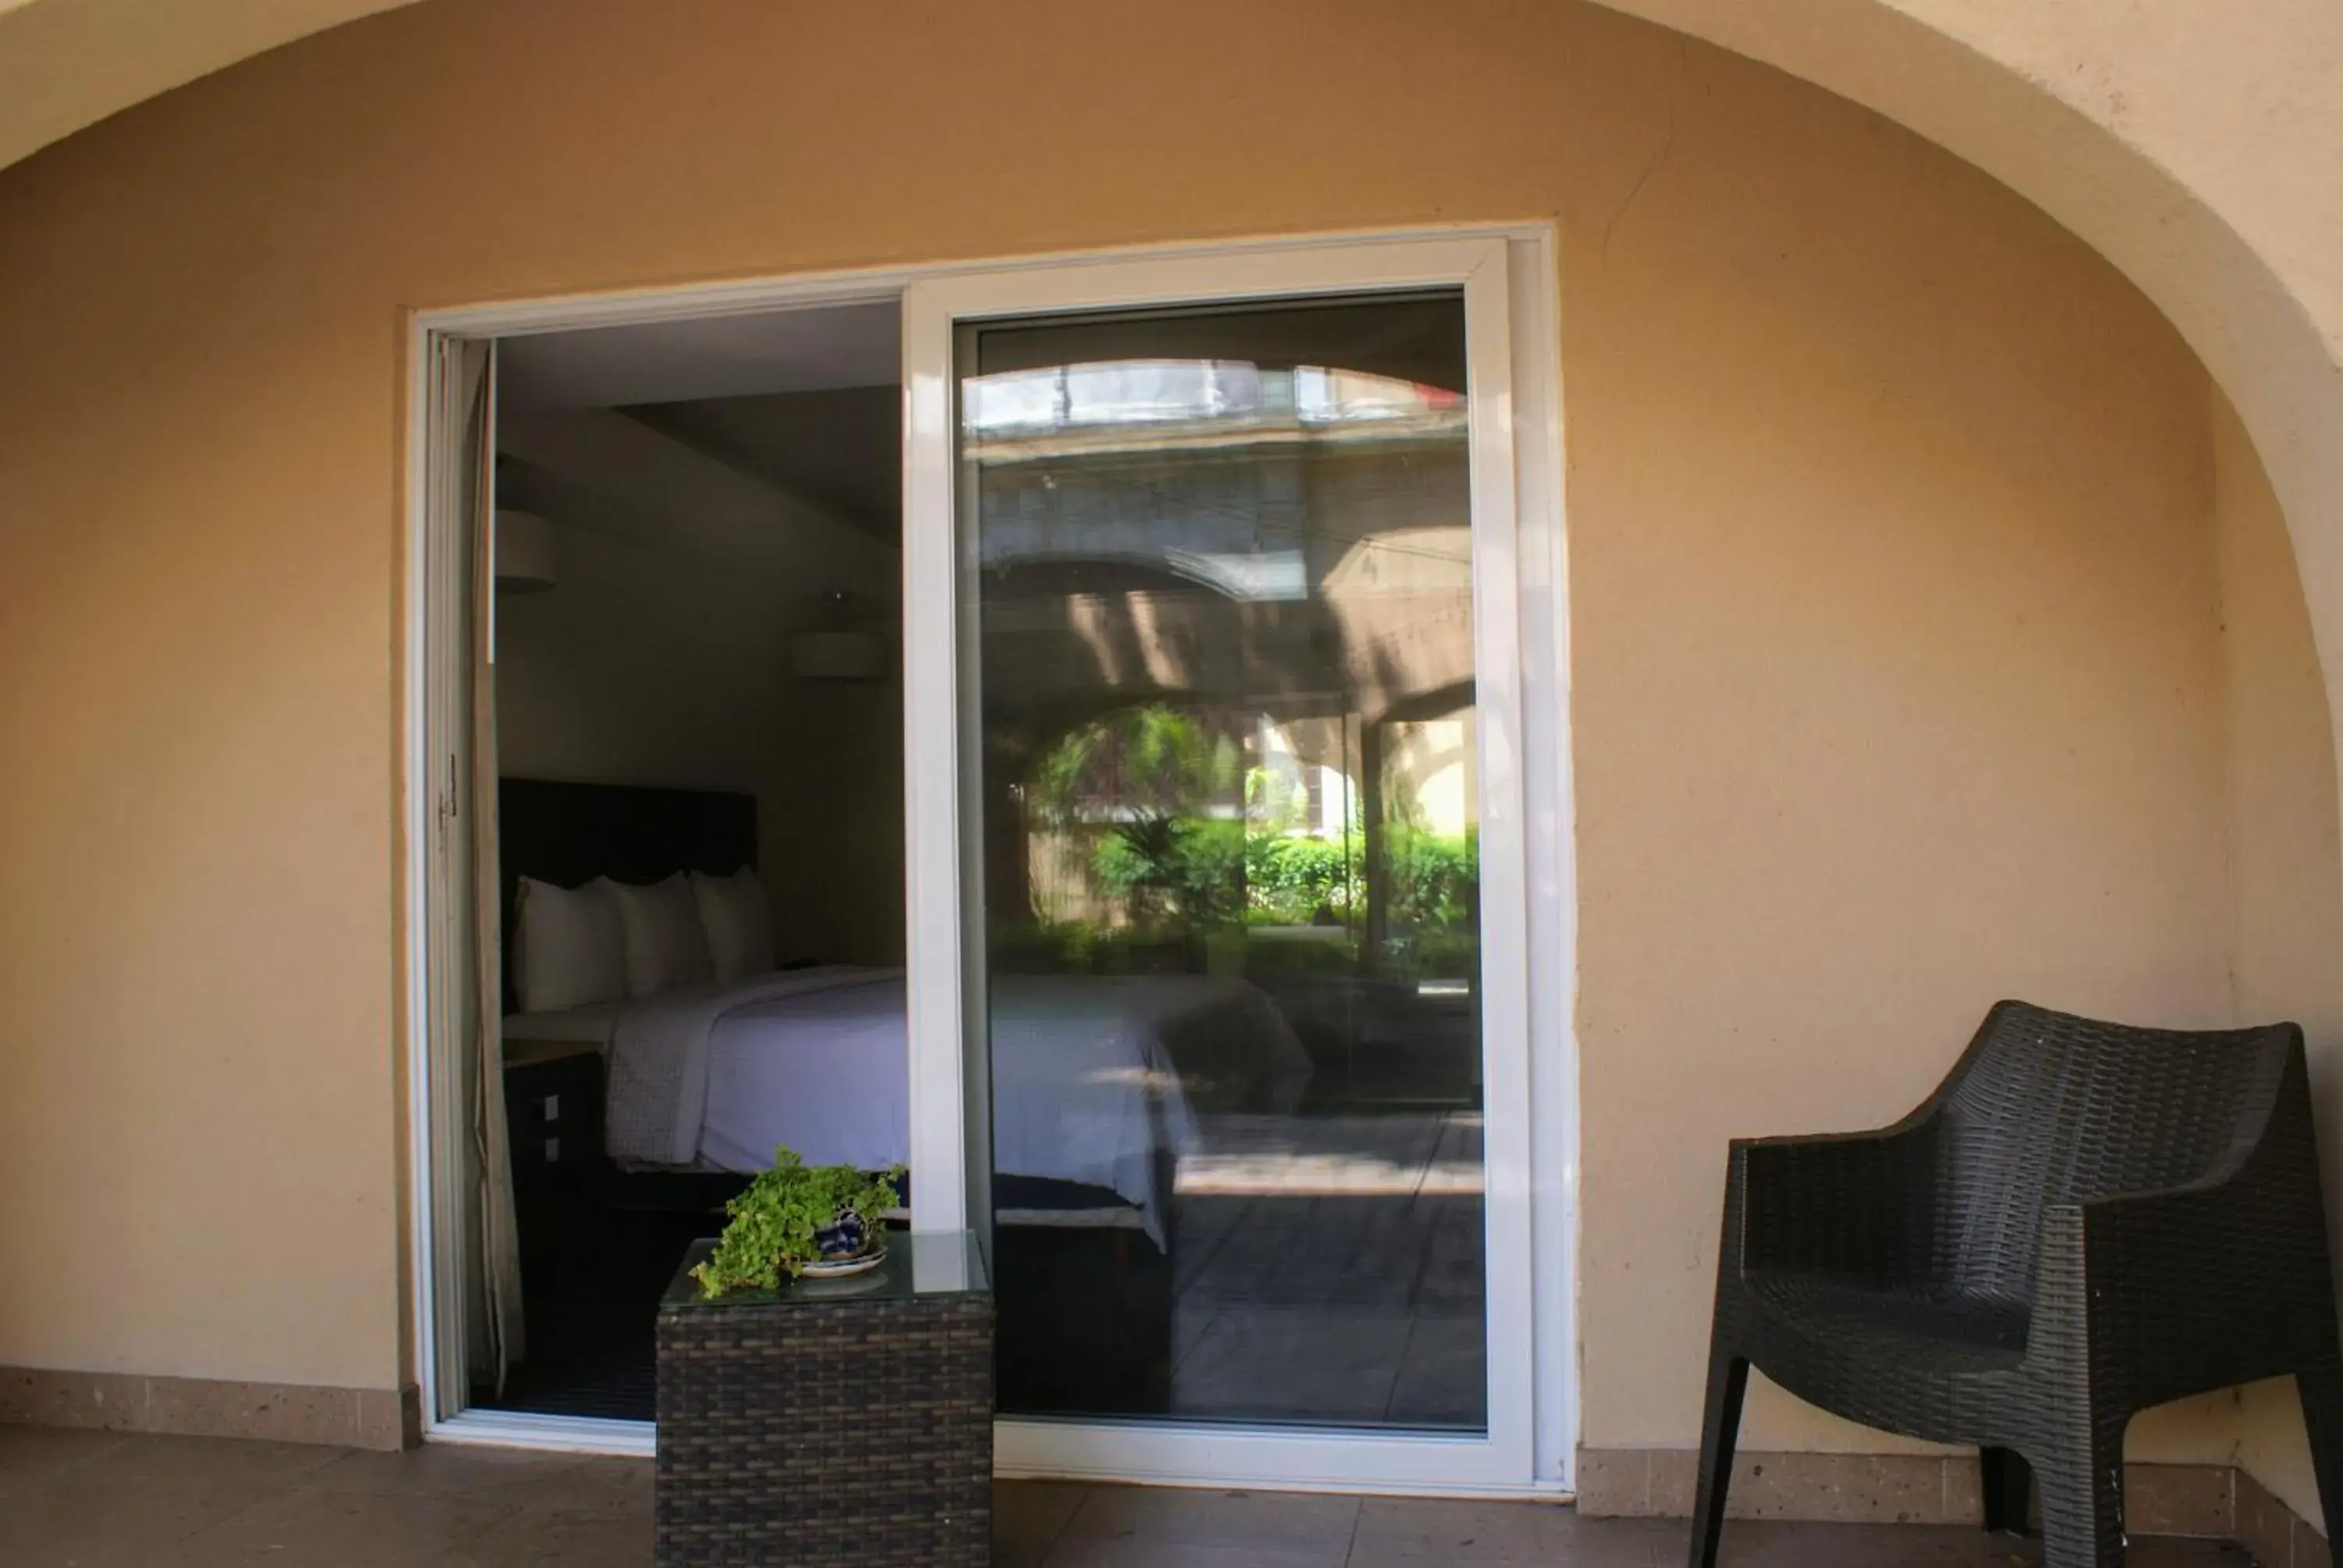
left=401, top=225, right=1576, bottom=1491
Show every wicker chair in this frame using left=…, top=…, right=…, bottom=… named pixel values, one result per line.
left=1689, top=1001, right=2343, bottom=1568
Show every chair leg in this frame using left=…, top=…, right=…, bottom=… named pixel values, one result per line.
left=1686, top=1344, right=1749, bottom=1568
left=1980, top=1445, right=2033, bottom=1536
left=2297, top=1360, right=2343, bottom=1544
left=2029, top=1417, right=2127, bottom=1568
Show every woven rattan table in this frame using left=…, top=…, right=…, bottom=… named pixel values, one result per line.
left=654, top=1233, right=993, bottom=1567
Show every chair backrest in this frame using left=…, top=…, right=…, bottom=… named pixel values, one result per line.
left=1929, top=1002, right=2293, bottom=1306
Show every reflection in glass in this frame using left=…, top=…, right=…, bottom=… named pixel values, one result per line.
left=965, top=295, right=1485, bottom=1431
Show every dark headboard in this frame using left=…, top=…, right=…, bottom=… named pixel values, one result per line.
left=498, top=777, right=758, bottom=1014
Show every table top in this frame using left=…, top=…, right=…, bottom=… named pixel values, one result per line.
left=661, top=1232, right=990, bottom=1312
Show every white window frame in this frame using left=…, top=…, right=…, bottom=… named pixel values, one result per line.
left=401, top=226, right=1575, bottom=1493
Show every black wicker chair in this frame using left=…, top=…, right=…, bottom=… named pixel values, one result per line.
left=1689, top=1001, right=2343, bottom=1567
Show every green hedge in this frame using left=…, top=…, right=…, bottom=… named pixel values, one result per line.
left=1086, top=818, right=1476, bottom=929
left=1245, top=834, right=1359, bottom=921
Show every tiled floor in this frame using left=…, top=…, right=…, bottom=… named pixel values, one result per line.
left=0, top=1424, right=2258, bottom=1566
left=1168, top=1110, right=1485, bottom=1427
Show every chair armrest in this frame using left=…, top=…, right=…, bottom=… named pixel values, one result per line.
left=1730, top=1117, right=1938, bottom=1282
left=2035, top=1084, right=2329, bottom=1390
left=2049, top=1161, right=2320, bottom=1337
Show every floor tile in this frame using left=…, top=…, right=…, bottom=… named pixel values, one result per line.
left=2127, top=1541, right=2256, bottom=1568
left=0, top=1423, right=126, bottom=1494
left=307, top=1442, right=652, bottom=1513
left=473, top=1504, right=655, bottom=1568
left=1170, top=1308, right=1410, bottom=1423
left=1057, top=1484, right=1360, bottom=1562
left=1172, top=1303, right=1218, bottom=1369
left=998, top=1480, right=1093, bottom=1567
left=1649, top=1517, right=2250, bottom=1566
left=70, top=1430, right=350, bottom=1490
left=0, top=1428, right=2271, bottom=1568
left=173, top=1486, right=519, bottom=1567
left=1161, top=1111, right=1485, bottom=1424
left=1383, top=1315, right=1487, bottom=1427
left=1347, top=1495, right=1653, bottom=1564
left=1045, top=1542, right=1346, bottom=1568
left=0, top=1469, right=296, bottom=1567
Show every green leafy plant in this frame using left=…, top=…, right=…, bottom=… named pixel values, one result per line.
left=1033, top=704, right=1246, bottom=927
left=1244, top=833, right=1361, bottom=922
left=690, top=1148, right=904, bottom=1299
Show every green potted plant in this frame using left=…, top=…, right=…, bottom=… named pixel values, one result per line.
left=690, top=1147, right=905, bottom=1298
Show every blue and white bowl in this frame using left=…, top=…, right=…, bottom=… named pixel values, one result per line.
left=800, top=1209, right=886, bottom=1279
left=813, top=1210, right=868, bottom=1262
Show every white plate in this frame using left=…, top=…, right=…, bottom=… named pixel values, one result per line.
left=798, top=1245, right=888, bottom=1279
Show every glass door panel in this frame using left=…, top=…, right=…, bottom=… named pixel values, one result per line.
left=960, top=294, right=1487, bottom=1431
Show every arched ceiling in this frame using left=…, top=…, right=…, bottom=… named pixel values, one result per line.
left=1580, top=2, right=2343, bottom=879
left=0, top=0, right=412, bottom=173
left=9, top=0, right=2343, bottom=796
left=7, top=1, right=2334, bottom=405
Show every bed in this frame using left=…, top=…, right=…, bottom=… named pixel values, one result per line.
left=510, top=964, right=1256, bottom=1246
left=495, top=778, right=1310, bottom=1243
left=495, top=776, right=1314, bottom=1416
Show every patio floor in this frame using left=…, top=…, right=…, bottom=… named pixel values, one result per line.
left=0, top=1424, right=2259, bottom=1566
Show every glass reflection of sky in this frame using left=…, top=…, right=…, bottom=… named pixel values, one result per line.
left=965, top=361, right=1459, bottom=434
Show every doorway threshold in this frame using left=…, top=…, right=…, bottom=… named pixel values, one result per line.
left=427, top=1408, right=654, bottom=1458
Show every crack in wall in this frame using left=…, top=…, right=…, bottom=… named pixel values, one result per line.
left=1603, top=38, right=1687, bottom=261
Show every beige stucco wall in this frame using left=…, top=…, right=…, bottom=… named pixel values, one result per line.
left=0, top=0, right=2306, bottom=1471
left=2210, top=390, right=2343, bottom=1525
left=1560, top=68, right=2230, bottom=1454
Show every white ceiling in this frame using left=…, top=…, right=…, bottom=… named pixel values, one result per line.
left=497, top=300, right=900, bottom=412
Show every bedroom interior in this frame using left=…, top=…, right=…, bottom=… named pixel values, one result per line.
left=468, top=290, right=1496, bottom=1438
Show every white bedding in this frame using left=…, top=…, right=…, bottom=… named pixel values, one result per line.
left=698, top=974, right=910, bottom=1175
left=521, top=965, right=1311, bottom=1246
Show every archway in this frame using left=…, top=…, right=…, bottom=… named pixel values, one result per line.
left=9, top=0, right=2337, bottom=816
left=5, top=0, right=2340, bottom=1514
left=1577, top=0, right=2343, bottom=811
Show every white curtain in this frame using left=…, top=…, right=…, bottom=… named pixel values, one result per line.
left=470, top=347, right=526, bottom=1388
left=440, top=338, right=526, bottom=1394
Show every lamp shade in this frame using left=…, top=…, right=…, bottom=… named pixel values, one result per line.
left=494, top=508, right=559, bottom=594
left=791, top=629, right=890, bottom=682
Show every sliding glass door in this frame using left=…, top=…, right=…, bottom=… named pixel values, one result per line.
left=965, top=294, right=1487, bottom=1434
left=902, top=237, right=1556, bottom=1488
left=410, top=233, right=1566, bottom=1477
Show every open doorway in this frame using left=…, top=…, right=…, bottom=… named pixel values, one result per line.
left=477, top=302, right=908, bottom=1420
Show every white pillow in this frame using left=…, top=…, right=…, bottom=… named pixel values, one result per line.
left=604, top=874, right=715, bottom=997
left=512, top=877, right=626, bottom=1014
left=691, top=867, right=776, bottom=982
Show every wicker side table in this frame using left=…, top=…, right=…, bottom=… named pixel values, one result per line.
left=654, top=1232, right=993, bottom=1567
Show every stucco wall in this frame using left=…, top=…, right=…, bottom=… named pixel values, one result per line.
left=2211, top=390, right=2343, bottom=1526
left=0, top=0, right=2264, bottom=1463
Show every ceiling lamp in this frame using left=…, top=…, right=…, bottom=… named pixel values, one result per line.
left=792, top=590, right=891, bottom=682
left=494, top=509, right=560, bottom=595
left=792, top=630, right=890, bottom=682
